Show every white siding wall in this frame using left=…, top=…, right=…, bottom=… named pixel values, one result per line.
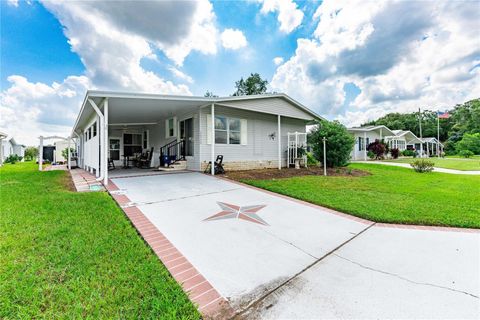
left=350, top=131, right=382, bottom=160
left=219, top=97, right=313, bottom=120
left=199, top=106, right=307, bottom=167
left=83, top=114, right=100, bottom=173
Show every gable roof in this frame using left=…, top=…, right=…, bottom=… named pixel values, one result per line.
left=72, top=91, right=323, bottom=134
left=347, top=125, right=395, bottom=136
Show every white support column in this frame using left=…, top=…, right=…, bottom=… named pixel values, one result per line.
left=67, top=137, right=71, bottom=170
left=38, top=136, right=44, bottom=171
left=211, top=103, right=215, bottom=175
left=104, top=98, right=109, bottom=186
left=277, top=115, right=281, bottom=170
left=363, top=132, right=367, bottom=161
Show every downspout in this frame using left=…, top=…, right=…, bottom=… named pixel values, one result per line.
left=88, top=98, right=105, bottom=182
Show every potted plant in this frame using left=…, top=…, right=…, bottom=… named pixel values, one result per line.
left=294, top=146, right=306, bottom=169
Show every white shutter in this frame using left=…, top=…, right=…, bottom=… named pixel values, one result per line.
left=240, top=119, right=247, bottom=145
left=206, top=116, right=212, bottom=144
left=165, top=119, right=169, bottom=138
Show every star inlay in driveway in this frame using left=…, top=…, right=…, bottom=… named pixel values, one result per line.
left=204, top=202, right=268, bottom=225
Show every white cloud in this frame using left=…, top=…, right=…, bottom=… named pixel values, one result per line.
left=0, top=75, right=91, bottom=145
left=273, top=57, right=284, bottom=65
left=7, top=0, right=19, bottom=7
left=271, top=0, right=480, bottom=126
left=168, top=66, right=194, bottom=84
left=1, top=0, right=222, bottom=144
left=220, top=28, right=248, bottom=50
left=260, top=0, right=304, bottom=33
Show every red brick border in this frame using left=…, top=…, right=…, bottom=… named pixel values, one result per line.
left=106, top=179, right=234, bottom=319
left=216, top=175, right=480, bottom=234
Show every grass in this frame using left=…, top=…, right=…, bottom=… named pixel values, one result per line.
left=0, top=162, right=200, bottom=319
left=243, top=163, right=480, bottom=229
left=384, top=157, right=480, bottom=171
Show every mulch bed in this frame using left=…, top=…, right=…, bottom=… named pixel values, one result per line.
left=223, top=166, right=370, bottom=181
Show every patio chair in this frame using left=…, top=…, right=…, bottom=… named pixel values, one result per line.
left=138, top=147, right=154, bottom=169
left=204, top=155, right=225, bottom=175
left=108, top=158, right=115, bottom=170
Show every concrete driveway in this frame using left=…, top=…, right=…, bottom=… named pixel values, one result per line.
left=109, top=172, right=479, bottom=319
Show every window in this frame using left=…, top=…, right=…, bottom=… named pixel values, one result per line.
left=358, top=137, right=364, bottom=151
left=123, top=133, right=142, bottom=156
left=214, top=116, right=228, bottom=144
left=143, top=130, right=148, bottom=149
left=166, top=117, right=176, bottom=138
left=229, top=118, right=241, bottom=144
left=214, top=116, right=242, bottom=145
left=88, top=127, right=92, bottom=140
left=92, top=122, right=97, bottom=137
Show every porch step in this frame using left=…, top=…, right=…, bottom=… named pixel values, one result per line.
left=157, top=160, right=187, bottom=171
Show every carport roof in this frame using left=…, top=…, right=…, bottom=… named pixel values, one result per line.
left=72, top=90, right=323, bottom=135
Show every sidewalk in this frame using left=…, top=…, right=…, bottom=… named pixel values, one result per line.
left=354, top=161, right=480, bottom=175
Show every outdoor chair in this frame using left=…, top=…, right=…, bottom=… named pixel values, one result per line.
left=138, top=147, right=154, bottom=169
left=204, top=155, right=225, bottom=175
left=108, top=158, right=115, bottom=170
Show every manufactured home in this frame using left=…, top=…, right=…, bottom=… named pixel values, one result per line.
left=347, top=126, right=395, bottom=160
left=70, top=91, right=322, bottom=185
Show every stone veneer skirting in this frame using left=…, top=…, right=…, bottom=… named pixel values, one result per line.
left=201, top=160, right=285, bottom=171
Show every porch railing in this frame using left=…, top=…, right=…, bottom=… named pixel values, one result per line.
left=160, top=139, right=185, bottom=167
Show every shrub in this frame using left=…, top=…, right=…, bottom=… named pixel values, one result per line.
left=390, top=148, right=400, bottom=159
left=410, top=159, right=435, bottom=173
left=308, top=120, right=355, bottom=167
left=367, top=139, right=386, bottom=160
left=458, top=150, right=474, bottom=158
left=367, top=150, right=375, bottom=159
left=402, top=149, right=415, bottom=157
left=306, top=152, right=318, bottom=165
left=4, top=154, right=21, bottom=164
left=455, top=133, right=480, bottom=155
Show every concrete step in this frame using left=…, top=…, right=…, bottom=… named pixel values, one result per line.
left=157, top=160, right=187, bottom=171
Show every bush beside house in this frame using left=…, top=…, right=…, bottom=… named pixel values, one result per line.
left=308, top=120, right=355, bottom=167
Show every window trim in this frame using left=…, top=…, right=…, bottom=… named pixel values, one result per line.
left=214, top=115, right=242, bottom=145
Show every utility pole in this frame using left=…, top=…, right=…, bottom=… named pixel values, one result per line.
left=419, top=108, right=423, bottom=157
left=323, top=137, right=327, bottom=176
left=437, top=112, right=440, bottom=158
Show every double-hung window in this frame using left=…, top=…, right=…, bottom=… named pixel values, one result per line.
left=165, top=117, right=176, bottom=138
left=214, top=116, right=242, bottom=145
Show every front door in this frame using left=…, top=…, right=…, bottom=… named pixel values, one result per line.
left=180, top=118, right=193, bottom=156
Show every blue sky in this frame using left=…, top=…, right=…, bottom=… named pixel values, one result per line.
left=1, top=0, right=479, bottom=145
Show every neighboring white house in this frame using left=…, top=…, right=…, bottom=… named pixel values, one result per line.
left=348, top=126, right=444, bottom=160
left=0, top=135, right=26, bottom=165
left=69, top=91, right=323, bottom=185
left=384, top=130, right=422, bottom=152
left=415, top=137, right=444, bottom=156
left=347, top=125, right=395, bottom=160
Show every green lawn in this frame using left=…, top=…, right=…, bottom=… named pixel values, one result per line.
left=243, top=164, right=480, bottom=228
left=384, top=157, right=480, bottom=171
left=0, top=162, right=199, bottom=319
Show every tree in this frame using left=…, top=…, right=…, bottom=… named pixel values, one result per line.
left=62, top=147, right=75, bottom=161
left=233, top=73, right=268, bottom=96
left=24, top=146, right=38, bottom=161
left=204, top=91, right=218, bottom=98
left=455, top=133, right=480, bottom=155
left=308, top=120, right=355, bottom=167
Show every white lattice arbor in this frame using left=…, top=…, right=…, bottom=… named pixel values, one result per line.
left=38, top=135, right=74, bottom=171
left=287, top=132, right=308, bottom=168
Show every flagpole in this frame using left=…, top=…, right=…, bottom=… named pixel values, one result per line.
left=437, top=112, right=440, bottom=158
left=419, top=108, right=423, bottom=157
